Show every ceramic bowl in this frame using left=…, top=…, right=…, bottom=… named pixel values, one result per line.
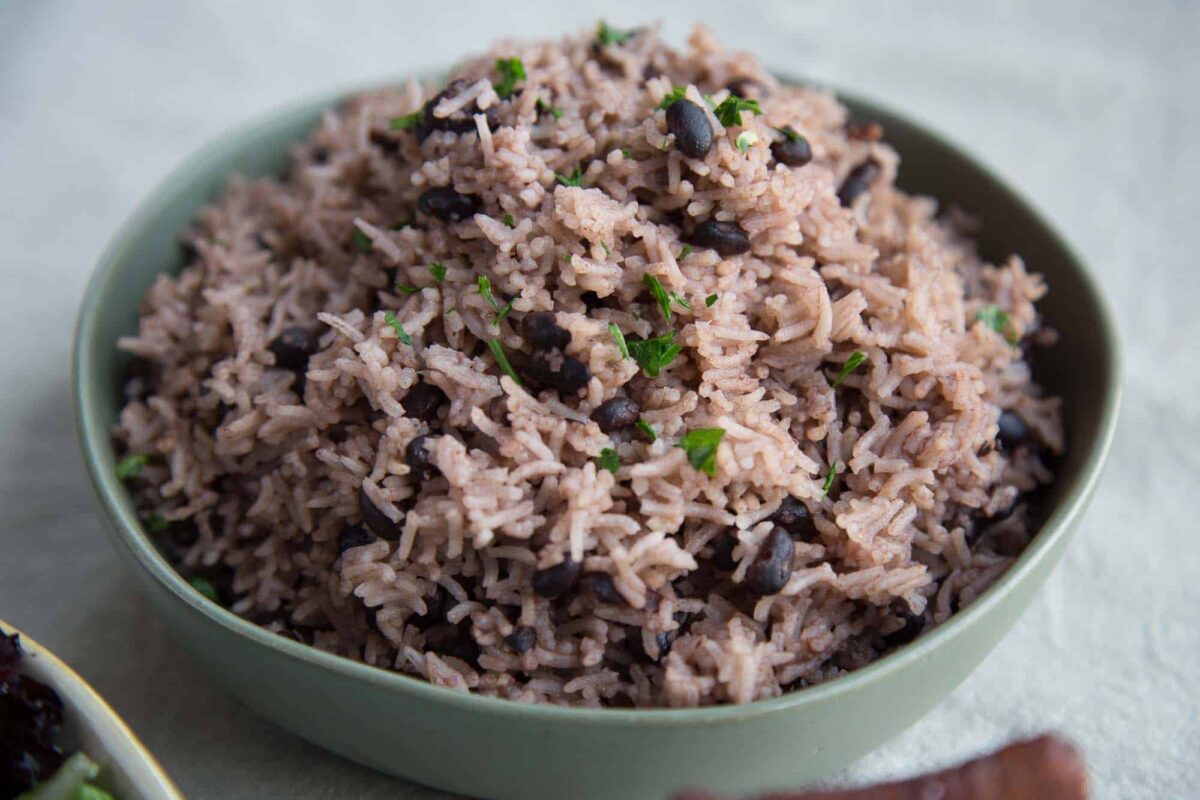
left=2, top=623, right=184, bottom=800
left=73, top=78, right=1121, bottom=800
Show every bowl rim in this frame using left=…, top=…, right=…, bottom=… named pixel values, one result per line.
left=72, top=75, right=1122, bottom=727
left=1, top=621, right=186, bottom=799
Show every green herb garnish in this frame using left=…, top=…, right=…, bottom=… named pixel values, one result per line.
left=116, top=454, right=149, bottom=481
left=536, top=97, right=564, bottom=119
left=832, top=350, right=867, bottom=388
left=821, top=460, right=840, bottom=498
left=774, top=126, right=803, bottom=142
left=677, top=244, right=693, bottom=261
left=487, top=339, right=522, bottom=385
left=428, top=262, right=447, bottom=282
left=352, top=227, right=373, bottom=252
left=503, top=213, right=516, bottom=228
left=643, top=272, right=673, bottom=321
left=383, top=311, right=414, bottom=345
left=656, top=86, right=687, bottom=110
left=596, top=20, right=634, bottom=47
left=144, top=511, right=168, bottom=533
left=597, top=447, right=620, bottom=473
left=608, top=322, right=630, bottom=359
left=389, top=111, right=422, bottom=131
left=677, top=427, right=726, bottom=476
left=705, top=293, right=718, bottom=307
left=555, top=167, right=584, bottom=187
left=394, top=283, right=421, bottom=295
left=190, top=576, right=219, bottom=603
left=670, top=292, right=691, bottom=310
left=713, top=94, right=762, bottom=127
left=627, top=331, right=682, bottom=378
left=494, top=57, right=526, bottom=99
left=735, top=130, right=758, bottom=153
left=976, top=305, right=1018, bottom=344
left=635, top=418, right=657, bottom=442
left=477, top=275, right=516, bottom=327
left=620, top=147, right=633, bottom=159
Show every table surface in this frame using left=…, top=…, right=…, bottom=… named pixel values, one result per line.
left=2, top=1, right=1197, bottom=798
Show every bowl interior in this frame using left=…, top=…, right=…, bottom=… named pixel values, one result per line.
left=73, top=78, right=1120, bottom=726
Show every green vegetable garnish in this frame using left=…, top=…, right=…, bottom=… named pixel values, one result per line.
left=627, top=331, right=683, bottom=378
left=976, top=304, right=1018, bottom=344
left=670, top=292, right=691, bottom=310
left=494, top=57, right=526, bottom=99
left=677, top=427, right=726, bottom=476
left=822, top=460, right=840, bottom=498
left=17, top=752, right=112, bottom=800
left=144, top=511, right=168, bottom=534
left=735, top=130, right=758, bottom=153
left=389, top=111, right=422, bottom=131
left=832, top=350, right=867, bottom=388
left=608, top=322, right=630, bottom=359
left=656, top=86, right=688, bottom=111
left=677, top=244, right=693, bottom=261
left=600, top=241, right=611, bottom=256
left=428, top=262, right=447, bottom=282
left=597, top=447, right=620, bottom=474
left=394, top=283, right=420, bottom=295
left=705, top=293, right=718, bottom=307
left=503, top=213, right=516, bottom=228
left=555, top=167, right=584, bottom=187
left=620, top=147, right=633, bottom=159
left=190, top=576, right=219, bottom=603
left=477, top=275, right=515, bottom=327
left=643, top=272, right=673, bottom=322
left=635, top=418, right=657, bottom=442
left=352, top=226, right=372, bottom=252
left=383, top=312, right=414, bottom=346
left=596, top=20, right=634, bottom=47
left=487, top=339, right=522, bottom=385
left=774, top=125, right=804, bottom=142
left=536, top=98, right=564, bottom=119
left=713, top=94, right=762, bottom=127
left=115, top=454, right=149, bottom=481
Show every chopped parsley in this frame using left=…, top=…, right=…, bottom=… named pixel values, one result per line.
left=677, top=244, right=693, bottom=261
left=389, top=111, right=422, bottom=131
left=620, top=147, right=633, bottom=159
left=555, top=167, right=584, bottom=187
left=976, top=305, right=1018, bottom=344
left=477, top=275, right=516, bottom=327
left=635, top=418, right=657, bottom=442
left=735, top=130, right=759, bottom=153
left=705, top=293, right=719, bottom=307
left=608, top=322, right=630, bottom=359
left=116, top=454, right=149, bottom=481
left=821, top=460, right=840, bottom=498
left=189, top=576, right=219, bottom=603
left=627, top=331, right=682, bottom=378
left=670, top=292, right=691, bottom=309
left=677, top=427, right=726, bottom=477
left=144, top=511, right=168, bottom=534
left=383, top=312, right=414, bottom=346
left=597, top=447, right=621, bottom=473
left=394, top=283, right=421, bottom=295
left=536, top=97, right=564, bottom=119
left=352, top=227, right=373, bottom=252
left=713, top=95, right=762, bottom=127
left=832, top=350, right=867, bottom=388
left=600, top=241, right=611, bottom=257
left=656, top=86, right=688, bottom=110
left=494, top=57, right=526, bottom=99
left=503, top=213, right=516, bottom=228
left=643, top=272, right=673, bottom=321
left=596, top=20, right=634, bottom=47
left=428, top=262, right=447, bottom=282
left=487, top=339, right=522, bottom=385
left=774, top=125, right=804, bottom=142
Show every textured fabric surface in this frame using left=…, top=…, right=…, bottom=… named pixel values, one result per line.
left=0, top=0, right=1195, bottom=797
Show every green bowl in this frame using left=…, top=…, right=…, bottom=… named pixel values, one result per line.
left=3, top=622, right=185, bottom=800
left=72, top=79, right=1121, bottom=800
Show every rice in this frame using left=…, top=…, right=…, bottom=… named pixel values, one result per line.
left=113, top=23, right=1062, bottom=708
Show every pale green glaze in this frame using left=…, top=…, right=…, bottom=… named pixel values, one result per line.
left=72, top=79, right=1121, bottom=800
left=3, top=623, right=185, bottom=800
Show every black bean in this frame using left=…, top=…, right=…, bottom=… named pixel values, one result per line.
left=411, top=585, right=449, bottom=630
left=665, top=99, right=713, bottom=160
left=401, top=381, right=447, bottom=423
left=417, top=186, right=482, bottom=222
left=520, top=311, right=571, bottom=350
left=424, top=621, right=480, bottom=665
left=419, top=79, right=499, bottom=140
left=337, top=523, right=377, bottom=555
left=654, top=611, right=692, bottom=660
left=312, top=147, right=330, bottom=164
left=591, top=396, right=640, bottom=432
left=770, top=496, right=819, bottom=542
left=531, top=556, right=582, bottom=598
left=527, top=349, right=591, bottom=395
left=291, top=369, right=307, bottom=398
left=505, top=625, right=537, bottom=653
left=744, top=527, right=795, bottom=596
left=711, top=530, right=739, bottom=571
left=268, top=326, right=318, bottom=371
left=686, top=219, right=752, bottom=256
left=837, top=158, right=881, bottom=207
left=357, top=488, right=402, bottom=540
left=882, top=603, right=926, bottom=648
left=582, top=572, right=624, bottom=605
left=405, top=434, right=439, bottom=480
left=580, top=291, right=606, bottom=312
left=996, top=410, right=1030, bottom=450
left=122, top=356, right=158, bottom=403
left=770, top=128, right=813, bottom=167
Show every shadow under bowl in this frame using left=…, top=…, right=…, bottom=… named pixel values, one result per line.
left=72, top=77, right=1121, bottom=800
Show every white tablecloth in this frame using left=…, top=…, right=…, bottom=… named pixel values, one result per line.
left=2, top=1, right=1196, bottom=797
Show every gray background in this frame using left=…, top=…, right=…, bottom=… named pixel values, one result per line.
left=2, top=1, right=1197, bottom=797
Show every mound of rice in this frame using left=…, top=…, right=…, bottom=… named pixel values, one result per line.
left=114, top=23, right=1062, bottom=707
